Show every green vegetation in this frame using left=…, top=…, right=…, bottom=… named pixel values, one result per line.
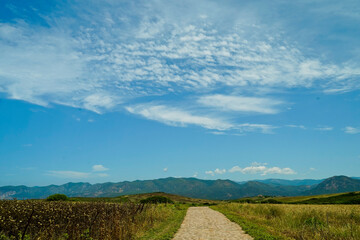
left=136, top=204, right=187, bottom=240
left=212, top=203, right=360, bottom=240
left=46, top=194, right=68, bottom=201
left=293, top=192, right=360, bottom=204
left=3, top=190, right=360, bottom=240
left=0, top=199, right=187, bottom=240
left=140, top=196, right=174, bottom=204
left=70, top=192, right=220, bottom=205
left=232, top=191, right=360, bottom=205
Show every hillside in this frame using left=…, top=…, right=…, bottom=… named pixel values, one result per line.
left=254, top=178, right=322, bottom=186
left=1, top=176, right=360, bottom=200
left=304, top=176, right=360, bottom=195
left=0, top=178, right=245, bottom=200
left=233, top=191, right=360, bottom=204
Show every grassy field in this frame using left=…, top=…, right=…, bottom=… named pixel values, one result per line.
left=0, top=199, right=188, bottom=240
left=212, top=203, right=360, bottom=240
left=2, top=191, right=360, bottom=240
left=232, top=191, right=360, bottom=204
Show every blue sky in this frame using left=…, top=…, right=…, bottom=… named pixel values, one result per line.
left=0, top=0, right=359, bottom=186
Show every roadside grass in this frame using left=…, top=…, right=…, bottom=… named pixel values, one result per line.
left=212, top=203, right=360, bottom=240
left=136, top=204, right=188, bottom=240
left=211, top=205, right=284, bottom=240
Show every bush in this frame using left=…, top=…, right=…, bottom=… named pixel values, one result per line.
left=264, top=206, right=284, bottom=219
left=140, top=196, right=174, bottom=204
left=261, top=199, right=282, bottom=204
left=46, top=194, right=69, bottom=201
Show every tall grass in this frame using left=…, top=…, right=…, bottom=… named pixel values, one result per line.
left=213, top=203, right=360, bottom=240
left=0, top=200, right=186, bottom=240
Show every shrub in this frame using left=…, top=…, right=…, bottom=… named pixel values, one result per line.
left=261, top=199, right=282, bottom=204
left=140, top=196, right=174, bottom=204
left=46, top=194, right=69, bottom=201
left=265, top=206, right=284, bottom=219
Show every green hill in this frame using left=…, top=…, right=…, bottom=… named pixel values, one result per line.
left=1, top=176, right=360, bottom=200
left=304, top=176, right=360, bottom=195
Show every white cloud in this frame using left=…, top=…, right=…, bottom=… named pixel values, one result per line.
left=228, top=166, right=242, bottom=173
left=126, top=104, right=233, bottom=131
left=344, top=126, right=360, bottom=134
left=92, top=165, right=109, bottom=172
left=205, top=168, right=226, bottom=176
left=263, top=167, right=296, bottom=175
left=228, top=163, right=296, bottom=176
left=214, top=168, right=226, bottom=174
left=82, top=93, right=118, bottom=114
left=198, top=95, right=283, bottom=114
left=163, top=167, right=168, bottom=172
left=193, top=172, right=198, bottom=177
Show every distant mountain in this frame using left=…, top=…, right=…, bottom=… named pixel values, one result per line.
left=254, top=178, right=323, bottom=186
left=1, top=176, right=360, bottom=200
left=0, top=178, right=245, bottom=200
left=304, top=176, right=360, bottom=195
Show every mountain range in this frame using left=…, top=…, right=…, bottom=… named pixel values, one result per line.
left=1, top=176, right=360, bottom=200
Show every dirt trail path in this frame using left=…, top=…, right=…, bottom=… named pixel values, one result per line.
left=172, top=207, right=253, bottom=240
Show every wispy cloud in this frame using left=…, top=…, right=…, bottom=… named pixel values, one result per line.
left=126, top=104, right=233, bottom=131
left=205, top=170, right=214, bottom=176
left=286, top=125, right=307, bottom=130
left=315, top=126, right=333, bottom=131
left=47, top=165, right=110, bottom=179
left=126, top=103, right=275, bottom=133
left=92, top=165, right=109, bottom=172
left=47, top=171, right=91, bottom=179
left=198, top=95, right=283, bottom=114
left=344, top=126, right=360, bottom=134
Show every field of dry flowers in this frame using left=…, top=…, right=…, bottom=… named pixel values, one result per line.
left=0, top=200, right=186, bottom=240
left=212, top=203, right=360, bottom=240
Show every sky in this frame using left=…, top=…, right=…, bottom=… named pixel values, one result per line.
left=0, top=0, right=360, bottom=186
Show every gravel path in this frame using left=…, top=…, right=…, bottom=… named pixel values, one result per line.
left=172, top=207, right=253, bottom=240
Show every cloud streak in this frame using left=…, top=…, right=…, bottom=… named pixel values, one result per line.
left=198, top=95, right=283, bottom=114
left=47, top=165, right=109, bottom=179
left=344, top=126, right=360, bottom=134
left=126, top=103, right=275, bottom=133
